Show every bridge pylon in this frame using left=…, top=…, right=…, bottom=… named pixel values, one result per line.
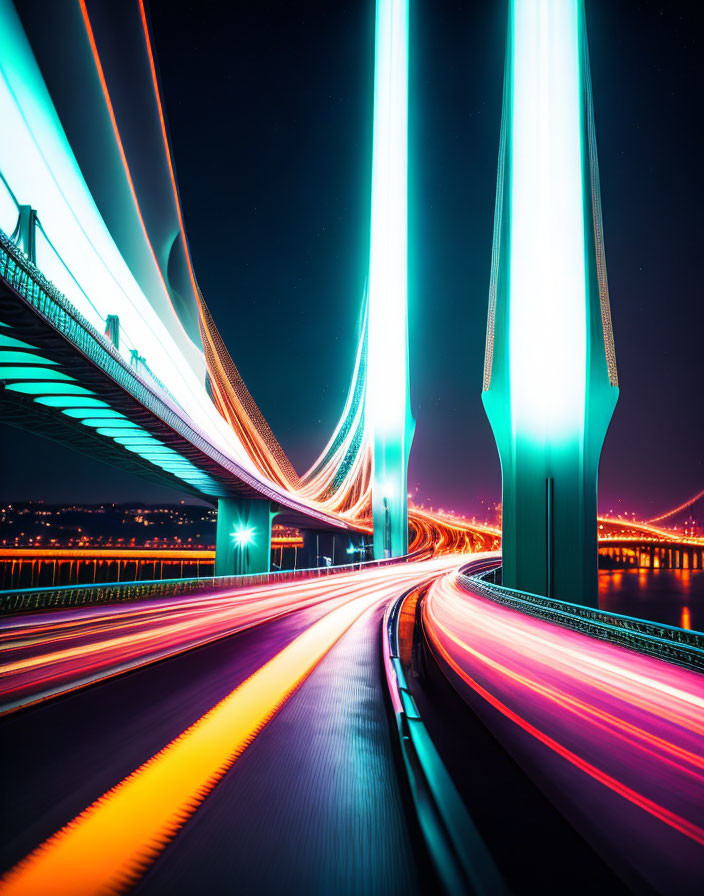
left=367, top=0, right=414, bottom=559
left=482, top=1, right=619, bottom=606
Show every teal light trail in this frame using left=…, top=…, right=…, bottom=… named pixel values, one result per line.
left=367, top=0, right=414, bottom=559
left=482, top=0, right=619, bottom=606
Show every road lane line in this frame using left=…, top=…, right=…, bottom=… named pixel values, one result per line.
left=0, top=589, right=384, bottom=895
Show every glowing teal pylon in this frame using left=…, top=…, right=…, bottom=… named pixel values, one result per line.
left=482, top=0, right=619, bottom=606
left=366, top=0, right=414, bottom=559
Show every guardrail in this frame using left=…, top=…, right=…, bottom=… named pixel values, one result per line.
left=459, top=565, right=704, bottom=674
left=0, top=552, right=426, bottom=615
left=382, top=586, right=507, bottom=896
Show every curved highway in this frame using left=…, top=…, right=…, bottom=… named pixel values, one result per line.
left=3, top=556, right=703, bottom=894
left=0, top=558, right=457, bottom=894
left=422, top=567, right=704, bottom=895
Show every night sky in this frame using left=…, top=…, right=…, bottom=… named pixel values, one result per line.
left=1, top=0, right=702, bottom=520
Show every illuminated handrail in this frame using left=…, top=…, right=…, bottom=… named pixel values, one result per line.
left=0, top=227, right=177, bottom=405
left=459, top=565, right=704, bottom=672
left=0, top=550, right=427, bottom=614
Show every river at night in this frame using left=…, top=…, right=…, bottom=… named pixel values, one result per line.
left=599, top=568, right=704, bottom=632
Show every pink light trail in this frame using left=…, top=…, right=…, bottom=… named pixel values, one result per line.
left=423, top=569, right=704, bottom=893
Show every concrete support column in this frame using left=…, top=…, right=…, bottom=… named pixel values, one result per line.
left=215, top=496, right=272, bottom=577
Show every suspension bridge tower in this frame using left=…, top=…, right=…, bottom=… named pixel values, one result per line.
left=482, top=0, right=619, bottom=606
left=367, top=0, right=414, bottom=559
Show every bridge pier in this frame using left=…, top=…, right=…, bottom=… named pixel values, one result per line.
left=214, top=497, right=273, bottom=577
left=479, top=3, right=619, bottom=609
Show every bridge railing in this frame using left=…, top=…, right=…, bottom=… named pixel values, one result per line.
left=0, top=550, right=428, bottom=615
left=0, top=227, right=372, bottom=527
left=458, top=563, right=704, bottom=673
left=0, top=228, right=186, bottom=419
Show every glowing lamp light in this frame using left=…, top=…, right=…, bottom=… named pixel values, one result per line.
left=232, top=526, right=254, bottom=548
left=509, top=0, right=587, bottom=442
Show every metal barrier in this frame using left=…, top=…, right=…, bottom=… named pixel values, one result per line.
left=459, top=565, right=704, bottom=673
left=382, top=586, right=507, bottom=896
left=0, top=551, right=427, bottom=614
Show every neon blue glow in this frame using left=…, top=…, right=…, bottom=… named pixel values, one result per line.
left=0, top=367, right=75, bottom=381
left=366, top=0, right=413, bottom=558
left=5, top=382, right=94, bottom=395
left=0, top=351, right=57, bottom=365
left=34, top=396, right=110, bottom=409
left=509, top=0, right=587, bottom=442
left=232, top=526, right=255, bottom=548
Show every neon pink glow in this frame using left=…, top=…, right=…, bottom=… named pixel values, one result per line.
left=0, top=557, right=460, bottom=716
left=423, top=572, right=704, bottom=887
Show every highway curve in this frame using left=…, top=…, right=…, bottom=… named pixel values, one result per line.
left=0, top=558, right=457, bottom=895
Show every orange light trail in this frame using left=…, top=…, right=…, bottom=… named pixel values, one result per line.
left=137, top=0, right=201, bottom=312
left=76, top=0, right=173, bottom=316
left=649, top=487, right=704, bottom=524
left=0, top=591, right=383, bottom=895
left=0, top=548, right=215, bottom=560
left=0, top=559, right=461, bottom=715
left=0, top=556, right=462, bottom=893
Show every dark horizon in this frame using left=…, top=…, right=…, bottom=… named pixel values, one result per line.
left=1, top=0, right=702, bottom=521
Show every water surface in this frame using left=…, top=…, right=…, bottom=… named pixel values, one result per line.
left=599, top=568, right=704, bottom=632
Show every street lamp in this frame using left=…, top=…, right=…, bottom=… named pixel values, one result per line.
left=231, top=525, right=254, bottom=575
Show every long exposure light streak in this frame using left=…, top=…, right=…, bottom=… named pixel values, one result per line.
left=423, top=571, right=704, bottom=889
left=0, top=562, right=456, bottom=716
left=0, top=556, right=461, bottom=894
left=76, top=0, right=173, bottom=326
left=136, top=0, right=201, bottom=314
left=0, top=596, right=378, bottom=894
